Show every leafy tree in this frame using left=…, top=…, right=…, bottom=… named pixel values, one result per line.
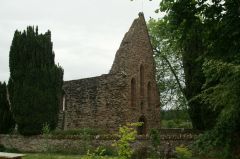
left=195, top=60, right=240, bottom=158
left=148, top=18, right=187, bottom=110
left=194, top=0, right=240, bottom=157
left=0, top=82, right=15, bottom=134
left=8, top=26, right=63, bottom=135
left=149, top=0, right=240, bottom=157
left=148, top=0, right=220, bottom=130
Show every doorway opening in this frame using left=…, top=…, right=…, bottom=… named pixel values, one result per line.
left=137, top=115, right=147, bottom=135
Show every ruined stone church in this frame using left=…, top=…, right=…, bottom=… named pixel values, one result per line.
left=58, top=13, right=160, bottom=134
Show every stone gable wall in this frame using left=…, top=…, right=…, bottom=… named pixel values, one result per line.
left=59, top=13, right=160, bottom=134
left=110, top=13, right=160, bottom=132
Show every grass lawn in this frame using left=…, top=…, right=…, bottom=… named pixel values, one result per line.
left=23, top=153, right=118, bottom=159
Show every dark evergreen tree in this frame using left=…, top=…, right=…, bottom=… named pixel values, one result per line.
left=0, top=82, right=15, bottom=134
left=8, top=26, right=63, bottom=135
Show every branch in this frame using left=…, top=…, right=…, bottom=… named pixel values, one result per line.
left=154, top=48, right=186, bottom=98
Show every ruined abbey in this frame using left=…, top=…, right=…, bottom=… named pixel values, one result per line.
left=58, top=13, right=161, bottom=134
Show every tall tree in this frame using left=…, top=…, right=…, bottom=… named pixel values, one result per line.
left=149, top=0, right=240, bottom=157
left=0, top=82, right=15, bottom=134
left=195, top=0, right=240, bottom=157
left=148, top=18, right=187, bottom=110
left=148, top=0, right=210, bottom=130
left=8, top=26, right=63, bottom=135
left=148, top=0, right=223, bottom=130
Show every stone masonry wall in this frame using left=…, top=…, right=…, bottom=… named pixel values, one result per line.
left=0, top=129, right=198, bottom=156
left=61, top=74, right=128, bottom=133
left=59, top=13, right=161, bottom=134
left=110, top=13, right=161, bottom=132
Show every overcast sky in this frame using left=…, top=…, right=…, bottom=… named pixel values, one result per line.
left=0, top=0, right=162, bottom=82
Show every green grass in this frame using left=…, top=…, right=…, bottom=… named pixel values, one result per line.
left=161, top=119, right=192, bottom=128
left=23, top=153, right=118, bottom=159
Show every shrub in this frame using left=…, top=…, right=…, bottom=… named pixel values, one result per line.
left=113, top=122, right=142, bottom=159
left=149, top=129, right=161, bottom=158
left=175, top=145, right=192, bottom=159
left=150, top=129, right=161, bottom=148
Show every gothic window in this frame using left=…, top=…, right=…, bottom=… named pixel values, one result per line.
left=140, top=64, right=144, bottom=97
left=147, top=82, right=151, bottom=108
left=131, top=78, right=136, bottom=107
left=62, top=94, right=66, bottom=111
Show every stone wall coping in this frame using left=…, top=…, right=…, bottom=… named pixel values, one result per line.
left=158, top=128, right=202, bottom=134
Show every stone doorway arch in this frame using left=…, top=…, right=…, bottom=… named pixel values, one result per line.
left=137, top=115, right=147, bottom=135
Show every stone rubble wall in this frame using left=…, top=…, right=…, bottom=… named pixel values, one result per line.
left=0, top=129, right=199, bottom=156
left=62, top=74, right=128, bottom=133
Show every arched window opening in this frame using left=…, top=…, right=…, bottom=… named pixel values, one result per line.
left=131, top=78, right=136, bottom=107
left=137, top=116, right=147, bottom=135
left=62, top=94, right=66, bottom=111
left=140, top=101, right=144, bottom=111
left=147, top=82, right=151, bottom=108
left=140, top=65, right=144, bottom=97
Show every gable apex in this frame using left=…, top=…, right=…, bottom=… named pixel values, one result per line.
left=110, top=12, right=154, bottom=75
left=119, top=12, right=147, bottom=47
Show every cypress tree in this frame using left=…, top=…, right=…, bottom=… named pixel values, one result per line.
left=8, top=26, right=63, bottom=135
left=0, top=82, right=15, bottom=134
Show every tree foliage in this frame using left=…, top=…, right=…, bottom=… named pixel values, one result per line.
left=0, top=82, right=15, bottom=134
left=149, top=0, right=240, bottom=157
left=8, top=26, right=63, bottom=135
left=113, top=123, right=141, bottom=159
left=195, top=60, right=240, bottom=158
left=148, top=18, right=187, bottom=110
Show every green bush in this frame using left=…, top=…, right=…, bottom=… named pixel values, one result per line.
left=150, top=129, right=160, bottom=148
left=149, top=129, right=161, bottom=158
left=86, top=146, right=111, bottom=158
left=89, top=146, right=116, bottom=157
left=113, top=123, right=142, bottom=159
left=175, top=146, right=192, bottom=159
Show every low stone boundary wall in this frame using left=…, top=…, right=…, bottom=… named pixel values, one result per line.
left=0, top=134, right=115, bottom=153
left=0, top=129, right=199, bottom=156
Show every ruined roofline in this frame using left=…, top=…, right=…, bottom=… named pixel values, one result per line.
left=136, top=12, right=154, bottom=52
left=109, top=12, right=155, bottom=74
left=64, top=74, right=107, bottom=84
left=123, top=12, right=149, bottom=42
left=119, top=12, right=146, bottom=47
left=63, top=73, right=115, bottom=84
left=128, top=12, right=145, bottom=30
left=64, top=12, right=152, bottom=83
